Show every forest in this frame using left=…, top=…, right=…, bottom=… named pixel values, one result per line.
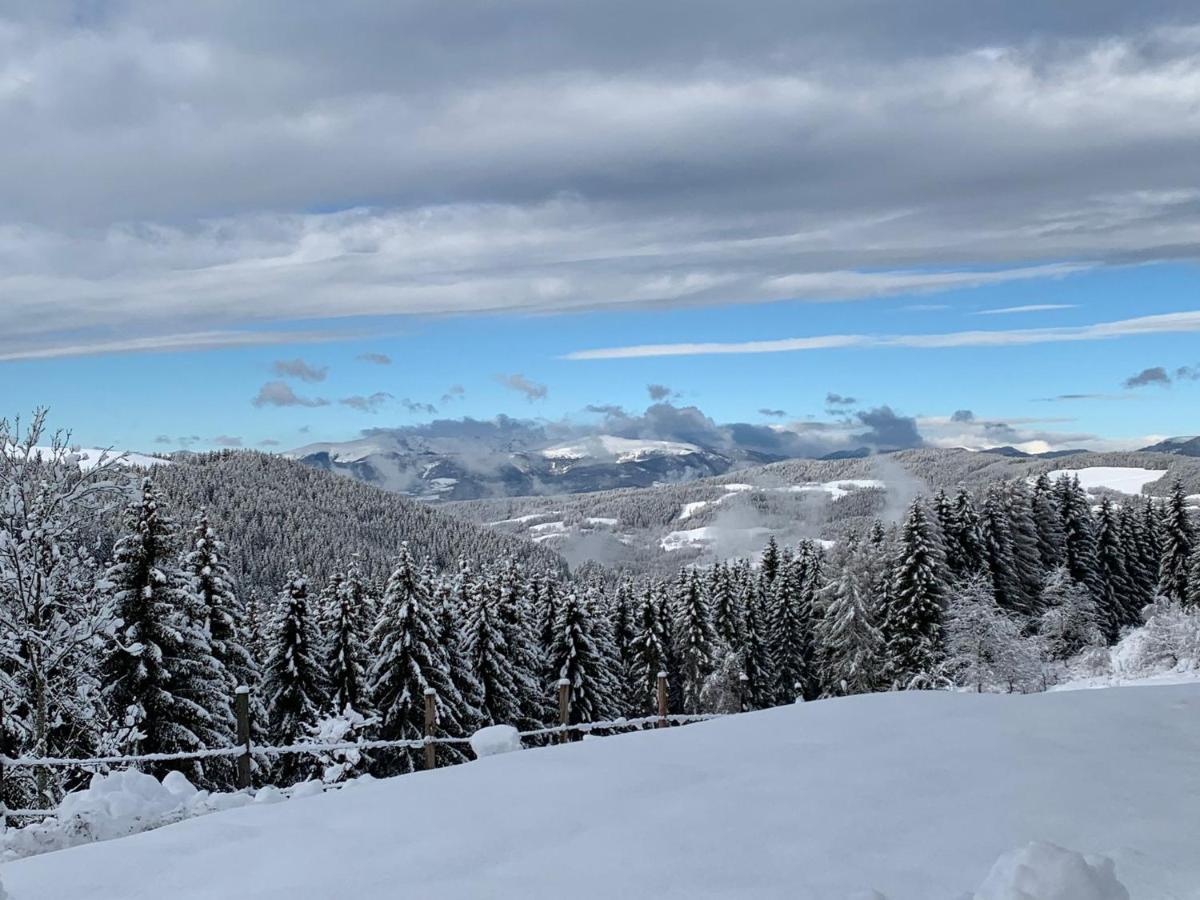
left=3, top=411, right=1199, bottom=811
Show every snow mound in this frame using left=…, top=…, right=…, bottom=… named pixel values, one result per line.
left=973, top=842, right=1128, bottom=900
left=470, top=724, right=523, bottom=757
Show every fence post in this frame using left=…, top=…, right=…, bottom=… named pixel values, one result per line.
left=656, top=671, right=668, bottom=728
left=557, top=678, right=571, bottom=743
left=423, top=689, right=438, bottom=771
left=234, top=686, right=252, bottom=791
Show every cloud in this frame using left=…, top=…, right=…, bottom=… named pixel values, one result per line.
left=1124, top=366, right=1172, bottom=388
left=496, top=373, right=548, bottom=402
left=357, top=352, right=392, bottom=365
left=951, top=409, right=976, bottom=423
left=271, top=358, right=328, bottom=383
left=825, top=393, right=858, bottom=407
left=1175, top=364, right=1200, bottom=380
left=440, top=384, right=465, bottom=404
left=252, top=381, right=330, bottom=408
left=340, top=392, right=393, bottom=413
left=6, top=7, right=1200, bottom=357
left=401, top=398, right=438, bottom=415
left=258, top=438, right=281, bottom=447
left=564, top=310, right=1200, bottom=359
left=153, top=435, right=172, bottom=445
left=851, top=406, right=924, bottom=451
left=586, top=404, right=627, bottom=416
left=213, top=435, right=243, bottom=447
left=758, top=408, right=787, bottom=418
left=0, top=329, right=357, bottom=362
left=974, top=304, right=1078, bottom=315
left=647, top=384, right=680, bottom=401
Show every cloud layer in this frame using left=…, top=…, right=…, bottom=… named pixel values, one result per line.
left=2, top=4, right=1200, bottom=357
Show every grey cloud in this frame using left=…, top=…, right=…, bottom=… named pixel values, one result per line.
left=357, top=352, right=392, bottom=365
left=1175, top=364, right=1200, bottom=380
left=1124, top=366, right=1172, bottom=388
left=213, top=435, right=243, bottom=447
left=5, top=5, right=1200, bottom=358
left=758, top=408, right=787, bottom=418
left=440, top=384, right=465, bottom=404
left=271, top=358, right=328, bottom=383
left=401, top=398, right=438, bottom=415
left=951, top=409, right=976, bottom=423
left=825, top=393, right=858, bottom=407
left=252, top=381, right=330, bottom=408
left=586, top=404, right=627, bottom=416
left=647, top=384, right=679, bottom=401
left=496, top=373, right=548, bottom=402
left=340, top=392, right=393, bottom=413
left=258, top=438, right=281, bottom=446
left=153, top=434, right=172, bottom=445
left=851, top=406, right=924, bottom=451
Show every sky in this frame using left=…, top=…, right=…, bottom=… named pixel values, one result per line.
left=3, top=1, right=1200, bottom=456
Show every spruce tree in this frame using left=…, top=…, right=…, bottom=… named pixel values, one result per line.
left=710, top=563, right=743, bottom=648
left=494, top=560, right=547, bottom=729
left=1031, top=473, right=1067, bottom=570
left=1002, top=481, right=1046, bottom=613
left=760, top=536, right=781, bottom=586
left=325, top=560, right=372, bottom=715
left=880, top=499, right=945, bottom=689
left=672, top=569, right=716, bottom=714
left=980, top=486, right=1024, bottom=614
left=1157, top=481, right=1195, bottom=604
left=627, top=582, right=669, bottom=714
left=738, top=583, right=775, bottom=710
left=1094, top=497, right=1137, bottom=639
left=769, top=546, right=816, bottom=702
left=549, top=588, right=620, bottom=724
left=368, top=546, right=469, bottom=772
left=1056, top=476, right=1102, bottom=598
left=432, top=571, right=484, bottom=734
left=461, top=575, right=522, bottom=727
left=816, top=539, right=884, bottom=696
left=262, top=568, right=329, bottom=783
left=103, top=478, right=229, bottom=784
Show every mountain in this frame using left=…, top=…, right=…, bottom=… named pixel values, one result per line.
left=1140, top=435, right=1200, bottom=456
left=150, top=451, right=564, bottom=599
left=288, top=433, right=755, bottom=501
left=444, top=447, right=1200, bottom=576
left=980, top=445, right=1092, bottom=459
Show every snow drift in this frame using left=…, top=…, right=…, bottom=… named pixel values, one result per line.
left=6, top=684, right=1198, bottom=899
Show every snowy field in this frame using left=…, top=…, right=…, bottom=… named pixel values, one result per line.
left=1044, top=466, right=1166, bottom=495
left=7, top=685, right=1199, bottom=899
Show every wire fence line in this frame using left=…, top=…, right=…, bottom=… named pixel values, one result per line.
left=1, top=674, right=722, bottom=821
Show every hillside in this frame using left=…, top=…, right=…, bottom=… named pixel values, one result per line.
left=8, top=684, right=1199, bottom=899
left=150, top=452, right=564, bottom=598
left=443, top=448, right=1200, bottom=574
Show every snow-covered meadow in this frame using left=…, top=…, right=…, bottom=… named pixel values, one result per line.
left=5, top=684, right=1199, bottom=900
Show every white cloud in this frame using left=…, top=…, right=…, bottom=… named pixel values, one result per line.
left=974, top=304, right=1079, bottom=315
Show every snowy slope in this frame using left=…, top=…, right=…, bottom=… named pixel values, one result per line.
left=541, top=434, right=703, bottom=461
left=8, top=686, right=1200, bottom=900
left=1044, top=466, right=1166, bottom=495
left=33, top=447, right=168, bottom=471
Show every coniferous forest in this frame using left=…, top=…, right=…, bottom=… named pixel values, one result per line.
left=3, top=411, right=1199, bottom=810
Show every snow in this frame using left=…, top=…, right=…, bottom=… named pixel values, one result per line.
left=9, top=686, right=1197, bottom=899
left=542, top=435, right=703, bottom=462
left=469, top=725, right=523, bottom=758
left=786, top=478, right=886, bottom=500
left=487, top=512, right=560, bottom=527
left=33, top=447, right=168, bottom=471
left=678, top=500, right=710, bottom=520
left=1043, top=467, right=1166, bottom=495
left=973, top=842, right=1129, bottom=900
left=661, top=525, right=768, bottom=551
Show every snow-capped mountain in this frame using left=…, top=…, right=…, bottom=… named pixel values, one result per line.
left=1140, top=435, right=1200, bottom=457
left=287, top=433, right=744, bottom=501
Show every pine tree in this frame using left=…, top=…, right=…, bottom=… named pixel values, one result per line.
left=103, top=478, right=229, bottom=784
left=493, top=561, right=547, bottom=729
left=672, top=569, right=716, bottom=714
left=816, top=539, right=884, bottom=696
left=946, top=489, right=988, bottom=580
left=461, top=575, right=523, bottom=727
left=549, top=588, right=619, bottom=724
left=609, top=578, right=639, bottom=715
left=1157, top=481, right=1195, bottom=604
left=738, top=582, right=775, bottom=710
left=262, top=568, right=329, bottom=783
left=1094, top=497, right=1137, bottom=639
left=980, top=486, right=1024, bottom=614
left=1055, top=475, right=1101, bottom=598
left=432, top=570, right=484, bottom=734
left=769, top=546, right=816, bottom=702
left=627, top=581, right=670, bottom=714
left=368, top=546, right=469, bottom=772
left=1185, top=542, right=1200, bottom=611
left=1002, top=481, right=1046, bottom=613
left=1031, top=473, right=1067, bottom=570
left=709, top=563, right=743, bottom=648
left=1118, top=502, right=1156, bottom=611
left=760, top=536, right=781, bottom=586
left=880, top=499, right=945, bottom=688
left=324, top=559, right=372, bottom=715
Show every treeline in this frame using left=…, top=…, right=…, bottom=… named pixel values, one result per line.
left=3, top=412, right=1199, bottom=809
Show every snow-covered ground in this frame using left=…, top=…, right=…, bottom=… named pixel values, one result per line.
left=8, top=685, right=1199, bottom=899
left=1044, top=466, right=1166, bottom=495
left=33, top=447, right=167, bottom=471
left=542, top=435, right=702, bottom=462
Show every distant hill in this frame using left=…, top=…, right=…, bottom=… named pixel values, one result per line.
left=150, top=451, right=564, bottom=598
left=1140, top=436, right=1200, bottom=457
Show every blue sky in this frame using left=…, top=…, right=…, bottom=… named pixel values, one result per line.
left=3, top=3, right=1200, bottom=455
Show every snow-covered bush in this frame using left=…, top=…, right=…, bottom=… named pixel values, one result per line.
left=311, top=707, right=378, bottom=783
left=469, top=724, right=522, bottom=758
left=1038, top=568, right=1104, bottom=662
left=1112, top=598, right=1200, bottom=676
left=973, top=841, right=1129, bottom=900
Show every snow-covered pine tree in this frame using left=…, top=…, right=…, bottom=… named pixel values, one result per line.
left=738, top=580, right=775, bottom=710
left=324, top=559, right=372, bottom=716
left=609, top=578, right=638, bottom=715
left=1038, top=566, right=1103, bottom=662
left=627, top=581, right=669, bottom=714
left=1185, top=542, right=1200, bottom=611
left=944, top=574, right=1040, bottom=693
left=760, top=536, right=781, bottom=586
left=461, top=573, right=522, bottom=727
left=262, top=568, right=329, bottom=783
left=368, top=546, right=469, bottom=772
left=1157, top=480, right=1195, bottom=604
left=816, top=537, right=884, bottom=696
left=1094, top=497, right=1138, bottom=639
left=980, top=486, right=1025, bottom=614
left=102, top=477, right=230, bottom=785
left=1055, top=475, right=1102, bottom=598
left=1030, top=473, right=1067, bottom=570
left=946, top=489, right=988, bottom=580
left=549, top=588, right=620, bottom=724
left=430, top=570, right=483, bottom=734
left=769, top=546, right=816, bottom=703
left=494, top=560, right=547, bottom=729
left=672, top=569, right=716, bottom=714
left=1001, top=481, right=1045, bottom=612
left=880, top=499, right=945, bottom=689
left=1118, top=502, right=1157, bottom=609
left=0, top=412, right=124, bottom=806
left=709, top=563, right=743, bottom=648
